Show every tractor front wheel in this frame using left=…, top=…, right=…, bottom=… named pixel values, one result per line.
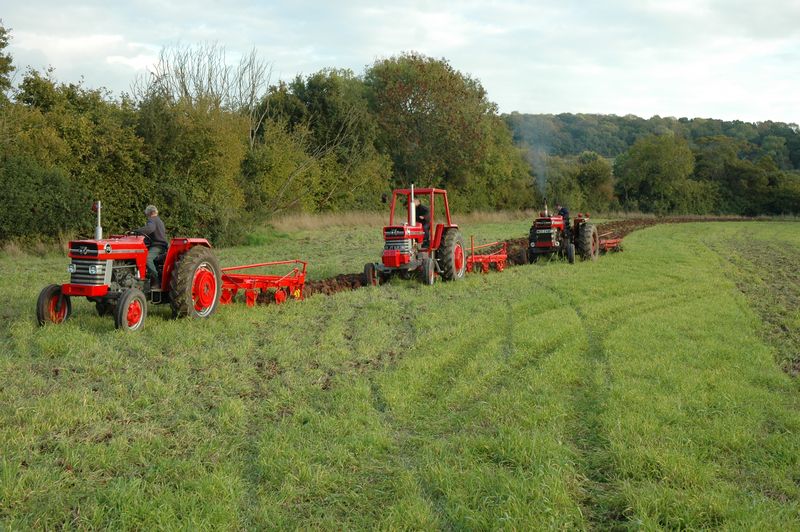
left=96, top=300, right=114, bottom=316
left=114, top=288, right=147, bottom=331
left=438, top=229, right=466, bottom=281
left=566, top=242, right=576, bottom=264
left=170, top=246, right=222, bottom=319
left=422, top=257, right=436, bottom=286
left=36, top=284, right=72, bottom=326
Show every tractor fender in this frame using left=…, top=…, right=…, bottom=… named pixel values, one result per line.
left=160, top=238, right=213, bottom=291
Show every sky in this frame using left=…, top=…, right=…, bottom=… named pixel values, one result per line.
left=3, top=0, right=799, bottom=124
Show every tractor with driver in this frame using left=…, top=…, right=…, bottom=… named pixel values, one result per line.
left=36, top=201, right=223, bottom=331
left=527, top=201, right=600, bottom=264
left=364, top=186, right=466, bottom=286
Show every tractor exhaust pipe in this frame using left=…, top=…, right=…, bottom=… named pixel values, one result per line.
left=93, top=200, right=103, bottom=240
left=543, top=198, right=549, bottom=217
left=409, top=184, right=415, bottom=226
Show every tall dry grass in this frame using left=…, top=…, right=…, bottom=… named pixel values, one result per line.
left=269, top=210, right=539, bottom=232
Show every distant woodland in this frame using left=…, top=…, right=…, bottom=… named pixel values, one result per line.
left=505, top=112, right=800, bottom=215
left=1, top=22, right=798, bottom=244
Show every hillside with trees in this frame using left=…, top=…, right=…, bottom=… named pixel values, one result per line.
left=505, top=112, right=800, bottom=215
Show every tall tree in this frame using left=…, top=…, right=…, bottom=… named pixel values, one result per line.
left=614, top=133, right=695, bottom=213
left=364, top=52, right=495, bottom=188
left=0, top=21, right=14, bottom=99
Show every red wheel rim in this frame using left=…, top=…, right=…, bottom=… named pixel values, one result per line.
left=192, top=265, right=217, bottom=316
left=274, top=289, right=287, bottom=304
left=454, top=243, right=464, bottom=272
left=126, top=299, right=143, bottom=328
left=48, top=294, right=67, bottom=323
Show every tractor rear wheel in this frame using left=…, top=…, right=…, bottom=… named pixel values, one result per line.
left=170, top=246, right=222, bottom=319
left=577, top=223, right=600, bottom=261
left=36, top=284, right=72, bottom=326
left=422, top=257, right=436, bottom=285
left=114, top=288, right=147, bottom=331
left=438, top=229, right=466, bottom=281
left=566, top=242, right=575, bottom=264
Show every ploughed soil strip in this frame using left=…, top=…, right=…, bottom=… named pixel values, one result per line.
left=302, top=216, right=756, bottom=298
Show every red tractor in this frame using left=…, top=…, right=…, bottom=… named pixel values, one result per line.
left=364, top=187, right=466, bottom=285
left=527, top=203, right=600, bottom=264
left=36, top=202, right=222, bottom=331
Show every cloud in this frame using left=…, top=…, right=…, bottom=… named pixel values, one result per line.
left=2, top=0, right=798, bottom=123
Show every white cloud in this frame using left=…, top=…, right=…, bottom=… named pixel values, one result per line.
left=2, top=0, right=798, bottom=123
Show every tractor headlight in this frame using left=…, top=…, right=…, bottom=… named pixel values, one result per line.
left=88, top=265, right=98, bottom=275
left=68, top=263, right=77, bottom=273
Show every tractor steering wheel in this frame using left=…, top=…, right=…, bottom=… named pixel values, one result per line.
left=126, top=230, right=152, bottom=247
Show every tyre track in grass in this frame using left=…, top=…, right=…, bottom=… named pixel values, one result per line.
left=365, top=284, right=578, bottom=527
left=552, top=282, right=693, bottom=529
left=236, top=293, right=355, bottom=527
left=571, top=302, right=621, bottom=528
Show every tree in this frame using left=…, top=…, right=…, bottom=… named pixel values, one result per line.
left=9, top=69, right=148, bottom=232
left=576, top=151, right=614, bottom=211
left=364, top=52, right=495, bottom=188
left=266, top=69, right=392, bottom=212
left=614, top=133, right=695, bottom=213
left=0, top=21, right=14, bottom=99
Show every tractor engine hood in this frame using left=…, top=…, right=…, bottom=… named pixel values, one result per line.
left=68, top=236, right=147, bottom=259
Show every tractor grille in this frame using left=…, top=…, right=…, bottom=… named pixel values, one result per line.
left=384, top=239, right=413, bottom=253
left=533, top=230, right=556, bottom=244
left=70, top=258, right=107, bottom=285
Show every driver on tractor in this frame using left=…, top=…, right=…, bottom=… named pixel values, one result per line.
left=555, top=202, right=570, bottom=235
left=414, top=198, right=430, bottom=247
left=133, top=204, right=168, bottom=285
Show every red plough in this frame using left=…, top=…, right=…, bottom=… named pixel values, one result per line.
left=466, top=237, right=508, bottom=273
left=598, top=232, right=623, bottom=253
left=221, top=260, right=307, bottom=307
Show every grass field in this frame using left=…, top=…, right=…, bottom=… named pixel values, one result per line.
left=1, top=219, right=799, bottom=529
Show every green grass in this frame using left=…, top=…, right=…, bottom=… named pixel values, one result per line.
left=1, top=220, right=799, bottom=529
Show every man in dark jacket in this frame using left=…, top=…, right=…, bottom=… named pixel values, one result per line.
left=555, top=202, right=570, bottom=236
left=414, top=198, right=430, bottom=247
left=134, top=205, right=168, bottom=284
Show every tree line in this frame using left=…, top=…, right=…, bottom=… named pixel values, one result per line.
left=0, top=24, right=533, bottom=244
left=1, top=19, right=798, bottom=245
left=506, top=112, right=800, bottom=215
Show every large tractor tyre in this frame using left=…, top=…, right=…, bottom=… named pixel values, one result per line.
left=566, top=242, right=576, bottom=264
left=170, top=246, right=222, bottom=319
left=363, top=263, right=379, bottom=286
left=114, top=288, right=147, bottom=331
left=36, top=284, right=72, bottom=326
left=438, top=229, right=466, bottom=281
left=577, top=223, right=600, bottom=261
left=421, top=257, right=436, bottom=286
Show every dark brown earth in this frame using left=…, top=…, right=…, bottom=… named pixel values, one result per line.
left=299, top=216, right=757, bottom=297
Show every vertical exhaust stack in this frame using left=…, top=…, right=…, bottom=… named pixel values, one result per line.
left=409, top=184, right=416, bottom=226
left=543, top=199, right=549, bottom=217
left=93, top=200, right=103, bottom=240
